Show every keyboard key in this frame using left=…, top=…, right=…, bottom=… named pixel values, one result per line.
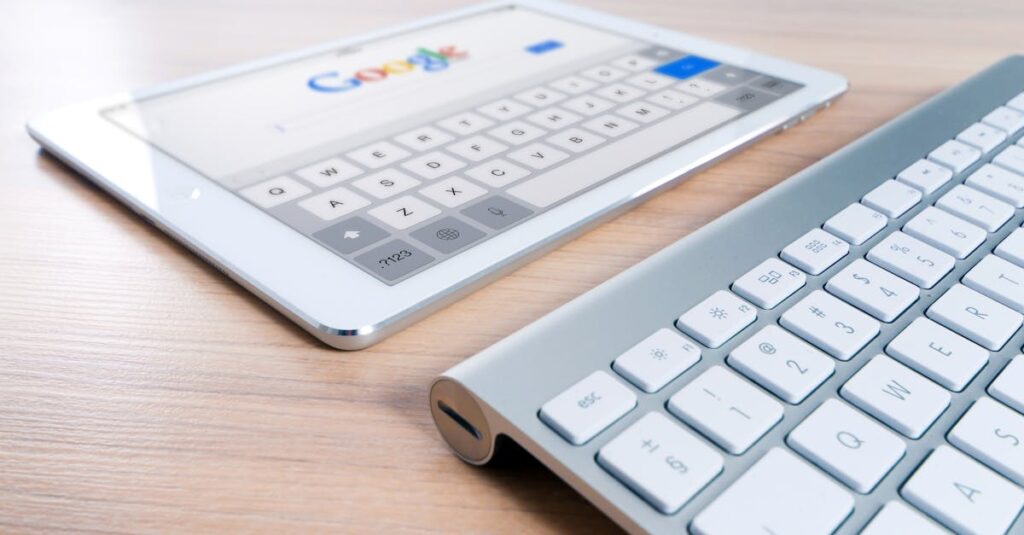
left=823, top=202, right=887, bottom=245
left=346, top=141, right=410, bottom=169
left=994, top=144, right=1024, bottom=175
left=616, top=101, right=670, bottom=123
left=295, top=157, right=362, bottom=187
left=350, top=169, right=420, bottom=199
left=728, top=324, right=834, bottom=404
left=928, top=139, right=981, bottom=173
left=957, top=122, right=1008, bottom=153
left=788, top=399, right=905, bottom=493
left=594, top=82, right=646, bottom=103
left=949, top=397, right=1024, bottom=485
left=596, top=412, right=722, bottom=514
left=995, top=228, right=1024, bottom=267
left=936, top=185, right=1014, bottom=232
left=393, top=126, right=454, bottom=152
left=538, top=371, right=637, bottom=445
left=982, top=105, right=1024, bottom=135
left=826, top=259, right=919, bottom=321
left=676, top=77, right=727, bottom=98
left=400, top=151, right=466, bottom=180
left=861, top=179, right=923, bottom=218
left=675, top=290, right=756, bottom=348
left=352, top=239, right=434, bottom=281
left=477, top=98, right=532, bottom=120
left=581, top=114, right=639, bottom=138
left=897, top=158, right=954, bottom=195
left=902, top=445, right=1024, bottom=535
left=610, top=54, right=656, bottom=72
left=731, top=257, right=806, bottom=309
left=409, top=216, right=485, bottom=255
left=963, top=254, right=1024, bottom=313
left=867, top=231, right=955, bottom=288
left=903, top=206, right=986, bottom=259
left=625, top=72, right=676, bottom=91
left=647, top=89, right=698, bottom=110
left=965, top=163, right=1024, bottom=207
left=446, top=135, right=508, bottom=162
left=780, top=228, right=850, bottom=275
left=548, top=75, right=597, bottom=95
left=296, top=185, right=370, bottom=221
left=886, top=317, right=988, bottom=392
left=313, top=216, right=389, bottom=255
left=546, top=128, right=606, bottom=154
left=781, top=290, right=880, bottom=360
left=367, top=195, right=441, bottom=230
left=417, top=176, right=486, bottom=208
left=460, top=196, right=533, bottom=230
left=990, top=356, right=1024, bottom=414
left=612, top=328, right=701, bottom=393
left=579, top=64, right=628, bottom=83
left=525, top=107, right=582, bottom=130
left=562, top=94, right=615, bottom=116
left=691, top=448, right=853, bottom=535
left=1010, top=91, right=1024, bottom=113
left=667, top=366, right=783, bottom=454
left=240, top=176, right=311, bottom=208
left=513, top=86, right=566, bottom=107
left=862, top=501, right=949, bottom=535
left=464, top=159, right=531, bottom=189
left=927, top=284, right=1023, bottom=350
left=487, top=120, right=547, bottom=146
left=505, top=142, right=569, bottom=170
left=436, top=111, right=494, bottom=135
left=841, top=354, right=950, bottom=438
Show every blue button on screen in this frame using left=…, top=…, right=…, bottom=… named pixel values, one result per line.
left=654, top=55, right=720, bottom=79
left=526, top=40, right=563, bottom=55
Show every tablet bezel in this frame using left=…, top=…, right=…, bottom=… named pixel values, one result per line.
left=27, top=0, right=847, bottom=349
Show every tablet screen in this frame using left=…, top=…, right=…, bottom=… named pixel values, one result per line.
left=105, top=5, right=802, bottom=283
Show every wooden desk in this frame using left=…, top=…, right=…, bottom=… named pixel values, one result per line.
left=2, top=0, right=1021, bottom=531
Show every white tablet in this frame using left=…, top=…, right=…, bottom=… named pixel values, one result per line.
left=28, top=0, right=846, bottom=349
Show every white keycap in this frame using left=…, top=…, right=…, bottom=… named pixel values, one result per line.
left=826, top=259, right=919, bottom=321
left=476, top=98, right=532, bottom=120
left=928, top=139, right=981, bottom=174
left=346, top=141, right=411, bottom=169
left=366, top=195, right=441, bottom=230
left=538, top=371, right=637, bottom=445
left=731, top=257, right=806, bottom=309
left=781, top=290, right=880, bottom=360
left=841, top=354, right=950, bottom=438
left=463, top=159, right=530, bottom=188
left=580, top=64, right=629, bottom=83
left=983, top=105, right=1024, bottom=134
left=995, top=228, right=1024, bottom=267
left=936, top=185, right=1014, bottom=232
left=949, top=397, right=1024, bottom=486
left=487, top=120, right=547, bottom=146
left=823, top=203, right=888, bottom=245
left=677, top=78, right=727, bottom=98
left=610, top=54, right=657, bottom=72
left=1010, top=91, right=1024, bottom=113
left=446, top=135, right=508, bottom=162
left=667, top=366, right=783, bottom=454
left=862, top=179, right=923, bottom=218
left=964, top=254, right=1024, bottom=313
left=616, top=101, right=670, bottom=124
left=904, top=206, right=986, bottom=259
left=625, top=72, right=676, bottom=91
left=958, top=122, right=1008, bottom=153
left=612, top=329, right=701, bottom=393
left=393, top=126, right=454, bottom=152
left=965, top=163, right=1024, bottom=207
left=417, top=176, right=486, bottom=208
left=897, top=158, right=954, bottom=195
left=548, top=75, right=598, bottom=95
left=597, top=412, right=722, bottom=514
left=594, top=82, right=646, bottom=103
left=862, top=501, right=949, bottom=535
left=580, top=114, right=639, bottom=138
left=505, top=143, right=569, bottom=170
left=887, top=317, right=988, bottom=392
left=994, top=144, right=1024, bottom=175
left=727, top=324, right=834, bottom=404
left=513, top=86, right=567, bottom=107
left=296, top=186, right=370, bottom=221
left=546, top=128, right=606, bottom=154
left=239, top=176, right=311, bottom=208
left=436, top=111, right=494, bottom=135
left=525, top=107, right=582, bottom=130
left=867, top=231, right=955, bottom=288
left=691, top=448, right=854, bottom=535
left=780, top=228, right=850, bottom=275
left=675, top=290, right=757, bottom=348
left=787, top=399, right=905, bottom=493
left=927, top=284, right=1023, bottom=351
left=902, top=445, right=1024, bottom=535
left=350, top=169, right=420, bottom=199
left=562, top=95, right=615, bottom=116
left=647, top=89, right=698, bottom=111
left=295, top=157, right=362, bottom=187
left=990, top=356, right=1024, bottom=414
left=400, top=151, right=466, bottom=180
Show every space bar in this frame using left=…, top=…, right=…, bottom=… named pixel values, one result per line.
left=506, top=101, right=741, bottom=208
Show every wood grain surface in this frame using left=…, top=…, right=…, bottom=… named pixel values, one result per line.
left=2, top=0, right=1022, bottom=532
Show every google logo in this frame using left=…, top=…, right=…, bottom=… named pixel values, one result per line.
left=308, top=46, right=468, bottom=93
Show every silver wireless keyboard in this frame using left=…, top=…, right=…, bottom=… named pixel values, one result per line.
left=431, top=56, right=1024, bottom=534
